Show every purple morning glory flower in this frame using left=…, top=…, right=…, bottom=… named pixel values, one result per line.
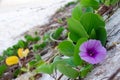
left=79, top=39, right=106, bottom=64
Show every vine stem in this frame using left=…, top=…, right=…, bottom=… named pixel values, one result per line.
left=46, top=50, right=59, bottom=63
left=50, top=31, right=62, bottom=43
left=57, top=74, right=63, bottom=80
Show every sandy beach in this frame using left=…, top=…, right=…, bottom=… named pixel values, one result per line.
left=0, top=0, right=51, bottom=7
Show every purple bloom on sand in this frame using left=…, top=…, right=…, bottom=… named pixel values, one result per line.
left=79, top=40, right=106, bottom=64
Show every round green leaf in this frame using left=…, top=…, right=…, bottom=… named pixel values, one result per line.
left=68, top=32, right=80, bottom=42
left=0, top=65, right=7, bottom=76
left=67, top=17, right=89, bottom=41
left=80, top=12, right=105, bottom=34
left=72, top=4, right=83, bottom=21
left=36, top=63, right=54, bottom=74
left=57, top=64, right=79, bottom=79
left=74, top=38, right=88, bottom=66
left=80, top=64, right=93, bottom=78
left=58, top=40, right=75, bottom=56
left=80, top=0, right=100, bottom=9
left=95, top=27, right=107, bottom=46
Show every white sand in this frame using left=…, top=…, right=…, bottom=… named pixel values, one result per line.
left=0, top=0, right=56, bottom=7
left=0, top=0, right=74, bottom=54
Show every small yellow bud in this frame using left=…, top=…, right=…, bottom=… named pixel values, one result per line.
left=6, top=56, right=19, bottom=66
left=18, top=48, right=29, bottom=58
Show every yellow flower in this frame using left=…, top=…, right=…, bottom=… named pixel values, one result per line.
left=18, top=48, right=29, bottom=59
left=6, top=56, right=19, bottom=66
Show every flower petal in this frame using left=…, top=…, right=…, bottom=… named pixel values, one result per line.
left=94, top=52, right=106, bottom=64
left=96, top=46, right=106, bottom=54
left=80, top=41, right=87, bottom=52
left=23, top=49, right=29, bottom=57
left=87, top=40, right=100, bottom=49
left=18, top=48, right=29, bottom=58
left=79, top=39, right=107, bottom=64
left=80, top=52, right=96, bottom=64
left=95, top=47, right=106, bottom=63
left=6, top=56, right=19, bottom=66
left=18, top=48, right=24, bottom=58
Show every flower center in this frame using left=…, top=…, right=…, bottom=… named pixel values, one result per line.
left=87, top=49, right=96, bottom=57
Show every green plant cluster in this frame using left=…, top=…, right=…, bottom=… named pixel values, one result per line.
left=101, top=0, right=119, bottom=6
left=54, top=0, right=107, bottom=78
left=0, top=27, right=65, bottom=78
left=35, top=0, right=119, bottom=79
left=0, top=33, right=41, bottom=76
left=0, top=0, right=119, bottom=79
left=36, top=0, right=107, bottom=79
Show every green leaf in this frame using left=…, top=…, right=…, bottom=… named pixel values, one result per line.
left=13, top=69, right=21, bottom=78
left=63, top=57, right=76, bottom=67
left=101, top=0, right=105, bottom=3
left=80, top=0, right=100, bottom=9
left=0, top=56, right=4, bottom=62
left=33, top=42, right=46, bottom=51
left=36, top=63, right=54, bottom=74
left=80, top=13, right=105, bottom=34
left=35, top=60, right=45, bottom=67
left=58, top=40, right=74, bottom=56
left=21, top=67, right=28, bottom=72
left=33, top=44, right=40, bottom=51
left=89, top=29, right=97, bottom=39
left=12, top=44, right=19, bottom=49
left=104, top=0, right=119, bottom=6
left=67, top=17, right=88, bottom=42
left=33, top=36, right=41, bottom=42
left=57, top=64, right=79, bottom=79
left=24, top=35, right=33, bottom=42
left=17, top=40, right=28, bottom=48
left=39, top=42, right=47, bottom=49
left=68, top=32, right=80, bottom=42
left=43, top=33, right=50, bottom=42
left=52, top=27, right=64, bottom=39
left=95, top=27, right=107, bottom=46
left=53, top=56, right=62, bottom=62
left=104, top=0, right=111, bottom=6
left=0, top=65, right=7, bottom=76
left=72, top=4, right=83, bottom=21
left=53, top=56, right=66, bottom=66
left=35, top=54, right=42, bottom=61
left=24, top=35, right=40, bottom=42
left=28, top=60, right=37, bottom=67
left=95, top=0, right=102, bottom=3
left=74, top=38, right=88, bottom=66
left=110, top=0, right=119, bottom=5
left=80, top=64, right=93, bottom=78
left=3, top=47, right=17, bottom=56
left=65, top=1, right=77, bottom=7
left=53, top=56, right=75, bottom=67
left=34, top=31, right=38, bottom=35
left=84, top=7, right=94, bottom=13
